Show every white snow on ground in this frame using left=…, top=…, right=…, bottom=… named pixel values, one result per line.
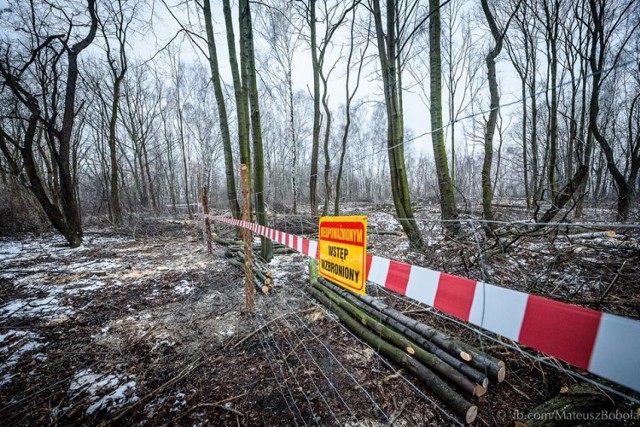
left=0, top=232, right=133, bottom=269
left=367, top=211, right=402, bottom=232
left=0, top=330, right=48, bottom=388
left=268, top=253, right=309, bottom=282
left=69, top=369, right=138, bottom=415
left=0, top=295, right=75, bottom=320
left=0, top=242, right=23, bottom=260
left=63, top=279, right=108, bottom=295
left=173, top=279, right=194, bottom=295
left=66, top=260, right=121, bottom=272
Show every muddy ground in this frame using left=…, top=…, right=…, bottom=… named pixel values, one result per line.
left=1, top=211, right=639, bottom=426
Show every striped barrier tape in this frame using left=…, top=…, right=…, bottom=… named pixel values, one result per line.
left=211, top=216, right=640, bottom=393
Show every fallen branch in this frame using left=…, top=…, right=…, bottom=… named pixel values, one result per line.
left=514, top=383, right=615, bottom=427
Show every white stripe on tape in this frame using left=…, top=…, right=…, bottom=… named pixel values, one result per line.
left=368, top=256, right=390, bottom=285
left=589, top=313, right=640, bottom=391
left=405, top=266, right=440, bottom=307
left=468, top=283, right=529, bottom=341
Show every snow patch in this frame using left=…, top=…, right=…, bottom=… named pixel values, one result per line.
left=66, top=260, right=121, bottom=272
left=0, top=296, right=75, bottom=319
left=0, top=330, right=48, bottom=388
left=64, top=278, right=107, bottom=295
left=173, top=280, right=194, bottom=295
left=367, top=212, right=402, bottom=232
left=69, top=369, right=138, bottom=415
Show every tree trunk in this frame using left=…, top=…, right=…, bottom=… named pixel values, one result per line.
left=309, top=0, right=321, bottom=218
left=321, top=72, right=332, bottom=217
left=480, top=0, right=507, bottom=224
left=372, top=0, right=425, bottom=249
left=544, top=0, right=560, bottom=200
left=429, top=0, right=458, bottom=234
left=0, top=0, right=97, bottom=247
left=240, top=0, right=272, bottom=261
left=288, top=68, right=298, bottom=214
left=15, top=115, right=82, bottom=248
left=587, top=0, right=638, bottom=221
left=202, top=0, right=241, bottom=219
left=108, top=76, right=123, bottom=225
left=222, top=0, right=251, bottom=176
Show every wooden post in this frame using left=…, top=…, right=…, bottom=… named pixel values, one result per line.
left=240, top=164, right=255, bottom=312
left=201, top=187, right=212, bottom=255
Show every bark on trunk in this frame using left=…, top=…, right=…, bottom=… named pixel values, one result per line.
left=202, top=0, right=240, bottom=219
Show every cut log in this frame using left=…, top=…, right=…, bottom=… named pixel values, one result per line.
left=318, top=278, right=489, bottom=389
left=560, top=230, right=616, bottom=239
left=307, top=286, right=477, bottom=424
left=214, top=237, right=244, bottom=247
left=514, top=383, right=615, bottom=427
left=314, top=280, right=484, bottom=397
left=227, top=259, right=272, bottom=293
left=351, top=285, right=506, bottom=383
left=227, top=253, right=273, bottom=281
left=589, top=238, right=640, bottom=250
left=272, top=247, right=296, bottom=254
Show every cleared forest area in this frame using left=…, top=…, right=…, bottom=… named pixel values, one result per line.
left=1, top=0, right=640, bottom=425
left=1, top=204, right=639, bottom=425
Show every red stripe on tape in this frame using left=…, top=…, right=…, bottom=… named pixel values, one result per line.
left=385, top=261, right=411, bottom=295
left=365, top=254, right=373, bottom=280
left=302, top=239, right=310, bottom=257
left=519, top=296, right=602, bottom=369
left=434, top=273, right=476, bottom=321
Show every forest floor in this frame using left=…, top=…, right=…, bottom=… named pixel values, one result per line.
left=1, top=205, right=639, bottom=426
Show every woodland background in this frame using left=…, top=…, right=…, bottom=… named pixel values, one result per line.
left=0, top=0, right=638, bottom=251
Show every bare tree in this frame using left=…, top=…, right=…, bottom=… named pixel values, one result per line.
left=0, top=0, right=98, bottom=247
left=428, top=0, right=458, bottom=233
left=372, top=0, right=425, bottom=249
left=588, top=0, right=639, bottom=220
left=480, top=0, right=519, bottom=223
left=334, top=7, right=369, bottom=215
left=202, top=0, right=241, bottom=219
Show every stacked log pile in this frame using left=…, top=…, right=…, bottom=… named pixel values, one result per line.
left=214, top=237, right=295, bottom=255
left=308, top=273, right=508, bottom=424
left=215, top=237, right=277, bottom=293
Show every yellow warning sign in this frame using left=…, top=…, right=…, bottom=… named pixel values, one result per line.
left=318, top=216, right=367, bottom=295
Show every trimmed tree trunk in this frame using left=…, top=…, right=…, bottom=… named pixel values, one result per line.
left=202, top=0, right=240, bottom=219
left=222, top=0, right=251, bottom=175
left=429, top=0, right=459, bottom=234
left=240, top=0, right=272, bottom=261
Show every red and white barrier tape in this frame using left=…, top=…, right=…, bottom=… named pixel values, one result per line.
left=212, top=216, right=640, bottom=393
